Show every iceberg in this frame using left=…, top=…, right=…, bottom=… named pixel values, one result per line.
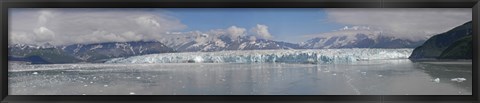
left=451, top=78, right=467, bottom=82
left=433, top=78, right=440, bottom=83
left=105, top=48, right=413, bottom=64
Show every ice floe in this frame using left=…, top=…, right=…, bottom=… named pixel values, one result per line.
left=451, top=78, right=467, bottom=82
left=433, top=78, right=440, bottom=83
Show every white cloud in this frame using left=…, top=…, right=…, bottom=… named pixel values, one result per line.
left=226, top=26, right=247, bottom=40
left=158, top=25, right=271, bottom=45
left=32, top=27, right=56, bottom=42
left=9, top=8, right=186, bottom=46
left=164, top=25, right=247, bottom=40
left=37, top=10, right=53, bottom=25
left=251, top=24, right=273, bottom=39
left=324, top=8, right=471, bottom=40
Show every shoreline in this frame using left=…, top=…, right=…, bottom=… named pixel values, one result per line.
left=409, top=58, right=471, bottom=62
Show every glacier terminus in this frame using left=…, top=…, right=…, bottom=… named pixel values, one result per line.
left=106, top=48, right=413, bottom=64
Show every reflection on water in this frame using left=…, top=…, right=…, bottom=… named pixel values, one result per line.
left=8, top=59, right=471, bottom=95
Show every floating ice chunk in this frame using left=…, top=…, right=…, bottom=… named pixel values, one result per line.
left=32, top=72, right=38, bottom=75
left=361, top=72, right=367, bottom=75
left=136, top=77, right=141, bottom=79
left=129, top=92, right=135, bottom=95
left=104, top=85, right=108, bottom=87
left=306, top=58, right=315, bottom=64
left=377, top=75, right=383, bottom=77
left=332, top=73, right=337, bottom=76
left=450, top=78, right=466, bottom=82
left=84, top=85, right=88, bottom=87
left=433, top=78, right=440, bottom=83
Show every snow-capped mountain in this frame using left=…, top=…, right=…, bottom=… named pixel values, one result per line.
left=8, top=41, right=175, bottom=63
left=61, top=41, right=175, bottom=61
left=301, top=26, right=426, bottom=49
left=160, top=33, right=302, bottom=52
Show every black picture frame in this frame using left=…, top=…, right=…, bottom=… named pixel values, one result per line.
left=0, top=0, right=478, bottom=103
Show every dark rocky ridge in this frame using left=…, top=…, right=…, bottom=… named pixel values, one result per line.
left=409, top=21, right=472, bottom=59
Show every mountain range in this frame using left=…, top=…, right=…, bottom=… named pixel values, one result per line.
left=9, top=26, right=433, bottom=64
left=300, top=26, right=426, bottom=49
left=160, top=35, right=302, bottom=52
left=8, top=41, right=175, bottom=64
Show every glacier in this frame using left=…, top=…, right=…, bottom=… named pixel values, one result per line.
left=105, top=48, right=413, bottom=64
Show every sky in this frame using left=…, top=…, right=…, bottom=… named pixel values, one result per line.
left=9, top=8, right=471, bottom=46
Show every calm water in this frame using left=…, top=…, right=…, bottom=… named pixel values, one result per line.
left=8, top=59, right=472, bottom=95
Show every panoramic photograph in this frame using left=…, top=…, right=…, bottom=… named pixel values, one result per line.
left=8, top=8, right=472, bottom=95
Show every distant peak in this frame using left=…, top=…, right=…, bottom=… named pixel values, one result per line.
left=340, top=26, right=371, bottom=31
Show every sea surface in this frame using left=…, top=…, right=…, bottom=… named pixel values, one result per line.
left=8, top=59, right=472, bottom=95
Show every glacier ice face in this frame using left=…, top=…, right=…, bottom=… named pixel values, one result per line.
left=105, top=48, right=413, bottom=64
